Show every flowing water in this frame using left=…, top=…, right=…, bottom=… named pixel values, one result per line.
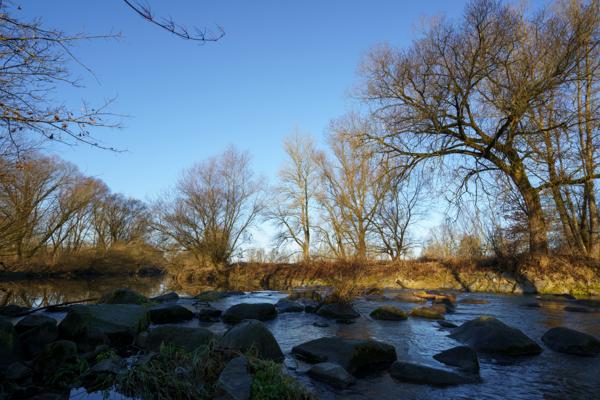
left=2, top=277, right=599, bottom=400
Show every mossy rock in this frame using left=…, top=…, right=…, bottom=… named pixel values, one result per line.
left=99, top=288, right=151, bottom=305
left=370, top=306, right=408, bottom=321
left=409, top=306, right=445, bottom=320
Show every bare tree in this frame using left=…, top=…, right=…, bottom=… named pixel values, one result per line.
left=153, top=146, right=265, bottom=267
left=360, top=0, right=599, bottom=255
left=269, top=132, right=319, bottom=262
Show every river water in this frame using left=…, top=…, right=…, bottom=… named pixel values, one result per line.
left=1, top=276, right=599, bottom=400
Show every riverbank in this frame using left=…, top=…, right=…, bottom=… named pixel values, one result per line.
left=176, top=255, right=600, bottom=296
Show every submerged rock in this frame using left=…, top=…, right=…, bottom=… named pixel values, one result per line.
left=316, top=303, right=360, bottom=320
left=292, top=336, right=396, bottom=374
left=0, top=316, right=21, bottom=367
left=308, top=362, right=356, bottom=389
left=410, top=306, right=445, bottom=320
left=147, top=304, right=193, bottom=324
left=215, top=356, right=252, bottom=400
left=222, top=303, right=277, bottom=324
left=458, top=297, right=489, bottom=305
left=99, top=288, right=149, bottom=305
left=564, top=306, right=592, bottom=313
left=390, top=361, right=479, bottom=386
left=370, top=306, right=408, bottom=321
left=275, top=299, right=304, bottom=313
left=433, top=346, right=479, bottom=373
left=59, top=304, right=149, bottom=352
left=449, top=316, right=542, bottom=356
left=220, top=320, right=284, bottom=362
left=151, top=292, right=179, bottom=303
left=145, top=325, right=215, bottom=353
left=437, top=321, right=458, bottom=329
left=541, top=327, right=600, bottom=356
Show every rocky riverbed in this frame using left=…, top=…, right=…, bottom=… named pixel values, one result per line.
left=1, top=286, right=599, bottom=399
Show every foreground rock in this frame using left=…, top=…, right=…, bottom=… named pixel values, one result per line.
left=0, top=316, right=21, bottom=367
left=59, top=304, right=149, bottom=352
left=276, top=299, right=304, bottom=313
left=33, top=340, right=83, bottom=384
left=222, top=303, right=277, bottom=324
left=433, top=346, right=479, bottom=373
left=17, top=315, right=59, bottom=359
left=541, top=327, right=600, bottom=356
left=220, top=320, right=284, bottom=362
left=99, top=288, right=149, bottom=305
left=147, top=304, right=193, bottom=324
left=370, top=306, right=408, bottom=321
left=316, top=303, right=360, bottom=320
left=292, top=337, right=396, bottom=374
left=449, top=316, right=542, bottom=356
left=215, top=356, right=252, bottom=400
left=308, top=362, right=356, bottom=389
left=145, top=325, right=215, bottom=352
left=390, top=361, right=479, bottom=386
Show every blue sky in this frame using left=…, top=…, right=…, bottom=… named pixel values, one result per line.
left=20, top=0, right=471, bottom=199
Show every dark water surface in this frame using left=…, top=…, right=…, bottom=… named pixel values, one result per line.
left=2, top=277, right=599, bottom=400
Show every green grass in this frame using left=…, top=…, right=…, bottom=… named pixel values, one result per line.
left=249, top=358, right=315, bottom=400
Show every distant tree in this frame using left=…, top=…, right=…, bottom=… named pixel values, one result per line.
left=153, top=147, right=265, bottom=267
left=269, top=132, right=319, bottom=262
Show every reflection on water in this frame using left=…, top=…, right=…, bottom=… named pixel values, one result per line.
left=1, top=277, right=600, bottom=400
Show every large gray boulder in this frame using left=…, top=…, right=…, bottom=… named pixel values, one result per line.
left=433, top=346, right=479, bottom=373
left=222, top=303, right=277, bottom=324
left=449, top=316, right=542, bottom=356
left=17, top=315, right=58, bottom=359
left=215, top=356, right=252, bottom=400
left=390, top=361, right=479, bottom=386
left=541, top=327, right=600, bottom=356
left=147, top=304, right=193, bottom=324
left=220, top=320, right=284, bottom=362
left=0, top=316, right=21, bottom=367
left=291, top=336, right=396, bottom=374
left=145, top=325, right=216, bottom=353
left=307, top=362, right=356, bottom=389
left=316, top=303, right=360, bottom=320
left=59, top=304, right=149, bottom=352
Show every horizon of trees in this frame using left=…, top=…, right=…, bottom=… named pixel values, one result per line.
left=1, top=0, right=599, bottom=270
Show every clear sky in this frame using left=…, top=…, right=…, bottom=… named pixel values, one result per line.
left=19, top=0, right=472, bottom=200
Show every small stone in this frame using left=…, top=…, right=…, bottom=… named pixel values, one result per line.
left=370, top=306, right=408, bottom=321
left=437, top=321, right=458, bottom=328
left=308, top=362, right=356, bottom=389
left=433, top=346, right=479, bottom=373
left=410, top=306, right=445, bottom=320
left=458, top=298, right=489, bottom=305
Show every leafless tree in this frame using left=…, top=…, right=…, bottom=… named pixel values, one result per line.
left=360, top=0, right=599, bottom=255
left=269, top=132, right=319, bottom=262
left=153, top=146, right=265, bottom=267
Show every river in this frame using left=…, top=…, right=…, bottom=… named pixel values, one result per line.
left=1, top=276, right=599, bottom=400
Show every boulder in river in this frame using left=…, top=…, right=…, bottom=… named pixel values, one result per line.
left=59, top=304, right=149, bottom=352
left=147, top=304, right=193, bottom=324
left=197, top=305, right=222, bottom=322
left=145, top=325, right=216, bottom=353
left=393, top=293, right=427, bottom=304
left=390, top=361, right=479, bottom=386
left=215, top=356, right=252, bottom=400
left=151, top=292, right=179, bottom=303
left=449, top=316, right=542, bottom=356
left=458, top=297, right=489, bottom=305
left=291, top=336, right=396, bottom=374
left=222, top=303, right=277, bottom=324
left=541, top=327, right=600, bottom=356
left=410, top=306, right=445, bottom=320
left=275, top=299, right=304, bottom=313
left=433, top=346, right=479, bottom=373
left=0, top=316, right=21, bottom=367
left=370, top=306, right=408, bottom=321
left=99, top=288, right=150, bottom=305
left=316, top=303, right=360, bottom=320
left=220, top=319, right=284, bottom=362
left=15, top=315, right=56, bottom=334
left=437, top=321, right=458, bottom=329
left=308, top=362, right=356, bottom=389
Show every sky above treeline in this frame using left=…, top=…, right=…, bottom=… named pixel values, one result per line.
left=20, top=0, right=480, bottom=200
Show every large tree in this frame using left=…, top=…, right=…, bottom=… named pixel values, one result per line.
left=360, top=0, right=599, bottom=255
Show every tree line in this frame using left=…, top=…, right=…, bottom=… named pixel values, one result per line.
left=1, top=0, right=599, bottom=270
